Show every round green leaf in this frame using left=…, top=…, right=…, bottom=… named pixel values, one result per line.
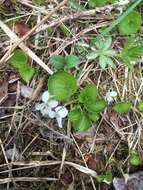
left=88, top=113, right=100, bottom=122
left=79, top=84, right=98, bottom=103
left=129, top=151, right=142, bottom=166
left=65, top=55, right=80, bottom=68
left=119, top=11, right=142, bottom=35
left=113, top=102, right=132, bottom=113
left=19, top=64, right=35, bottom=82
left=138, top=101, right=143, bottom=112
left=49, top=55, right=65, bottom=69
left=68, top=108, right=82, bottom=124
left=68, top=108, right=91, bottom=131
left=10, top=49, right=28, bottom=68
left=85, top=100, right=107, bottom=113
left=48, top=71, right=77, bottom=101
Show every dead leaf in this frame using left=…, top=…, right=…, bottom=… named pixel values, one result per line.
left=60, top=169, right=73, bottom=187
left=74, top=125, right=96, bottom=142
left=15, top=22, right=30, bottom=37
left=84, top=153, right=105, bottom=171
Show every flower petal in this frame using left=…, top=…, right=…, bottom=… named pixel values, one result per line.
left=105, top=90, right=117, bottom=103
left=41, top=107, right=49, bottom=116
left=56, top=116, right=63, bottom=128
left=109, top=91, right=118, bottom=97
left=47, top=108, right=56, bottom=118
left=48, top=100, right=59, bottom=108
left=55, top=106, right=68, bottom=118
left=41, top=91, right=50, bottom=103
left=35, top=103, right=45, bottom=111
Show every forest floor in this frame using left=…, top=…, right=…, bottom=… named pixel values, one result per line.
left=0, top=0, right=143, bottom=189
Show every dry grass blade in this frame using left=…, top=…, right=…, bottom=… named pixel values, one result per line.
left=0, top=161, right=97, bottom=178
left=0, top=20, right=53, bottom=74
left=0, top=177, right=58, bottom=184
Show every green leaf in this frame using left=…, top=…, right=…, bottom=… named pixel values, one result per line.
left=138, top=101, right=143, bottom=112
left=10, top=49, right=28, bottom=69
left=85, top=100, right=107, bottom=113
left=68, top=108, right=81, bottom=123
left=103, top=171, right=113, bottom=184
left=49, top=55, right=65, bottom=69
left=96, top=171, right=112, bottom=184
left=79, top=84, right=98, bottom=103
left=10, top=49, right=35, bottom=82
left=86, top=52, right=98, bottom=60
left=19, top=64, right=35, bottom=82
left=88, top=113, right=100, bottom=122
left=118, top=11, right=142, bottom=35
left=121, top=38, right=143, bottom=68
left=48, top=71, right=77, bottom=101
left=88, top=0, right=109, bottom=8
left=102, top=37, right=112, bottom=50
left=65, top=55, right=80, bottom=68
left=99, top=56, right=115, bottom=69
left=68, top=108, right=91, bottom=131
left=113, top=102, right=132, bottom=113
left=96, top=175, right=105, bottom=183
left=129, top=150, right=142, bottom=166
left=103, top=49, right=117, bottom=57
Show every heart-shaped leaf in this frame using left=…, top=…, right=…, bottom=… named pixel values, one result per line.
left=65, top=55, right=80, bottom=68
left=79, top=84, right=98, bottom=103
left=85, top=100, right=107, bottom=113
left=19, top=64, right=35, bottom=82
left=50, top=55, right=65, bottom=69
left=88, top=112, right=100, bottom=122
left=48, top=71, right=77, bottom=101
left=113, top=102, right=132, bottom=113
left=119, top=11, right=142, bottom=35
left=68, top=108, right=91, bottom=131
left=10, top=49, right=28, bottom=68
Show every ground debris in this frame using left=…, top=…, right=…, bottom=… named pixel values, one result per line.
left=113, top=171, right=143, bottom=190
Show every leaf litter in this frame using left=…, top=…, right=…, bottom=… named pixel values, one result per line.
left=0, top=0, right=143, bottom=189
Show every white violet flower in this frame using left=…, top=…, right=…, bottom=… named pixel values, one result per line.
left=104, top=89, right=117, bottom=104
left=35, top=91, right=68, bottom=128
left=54, top=106, right=68, bottom=128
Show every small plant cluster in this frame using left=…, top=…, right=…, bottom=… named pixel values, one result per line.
left=9, top=49, right=143, bottom=131
left=34, top=65, right=143, bottom=131
left=77, top=34, right=143, bottom=70
left=10, top=49, right=35, bottom=82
